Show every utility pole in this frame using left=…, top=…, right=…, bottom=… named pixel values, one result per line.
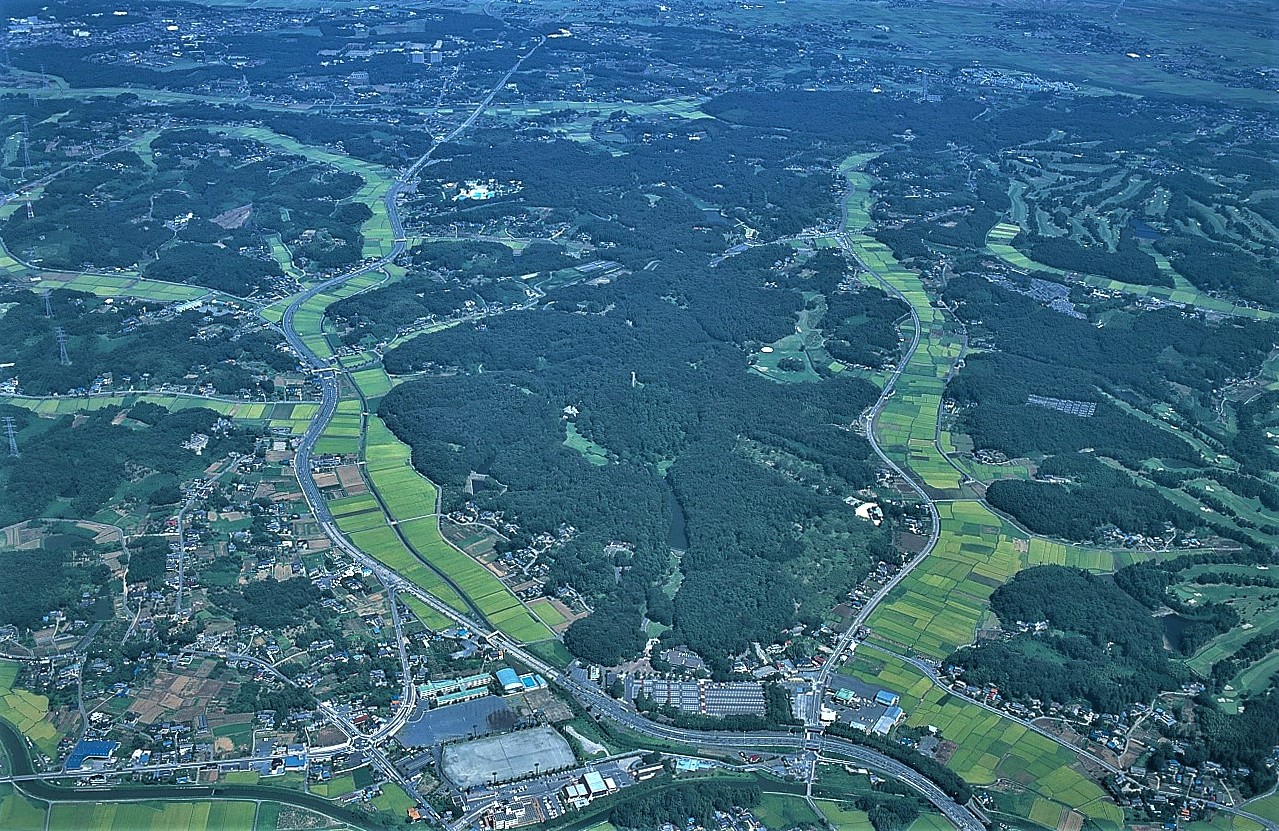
left=56, top=326, right=70, bottom=365
left=3, top=417, right=18, bottom=458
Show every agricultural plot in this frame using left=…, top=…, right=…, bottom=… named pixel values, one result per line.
left=0, top=783, right=44, bottom=831
left=849, top=651, right=1123, bottom=831
left=7, top=394, right=308, bottom=432
left=362, top=415, right=552, bottom=641
left=867, top=500, right=1024, bottom=658
left=48, top=801, right=258, bottom=831
left=351, top=367, right=393, bottom=401
left=27, top=271, right=215, bottom=303
left=840, top=169, right=963, bottom=494
left=267, top=235, right=304, bottom=280
left=402, top=593, right=454, bottom=630
left=0, top=662, right=59, bottom=757
left=530, top=598, right=568, bottom=629
left=341, top=523, right=470, bottom=614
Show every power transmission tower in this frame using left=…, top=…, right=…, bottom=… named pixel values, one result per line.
left=43, top=289, right=53, bottom=318
left=2, top=417, right=17, bottom=458
left=55, top=326, right=70, bottom=365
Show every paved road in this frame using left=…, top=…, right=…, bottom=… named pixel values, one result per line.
left=260, top=37, right=987, bottom=830
left=175, top=455, right=244, bottom=615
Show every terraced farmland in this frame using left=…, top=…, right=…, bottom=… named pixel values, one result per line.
left=849, top=650, right=1124, bottom=831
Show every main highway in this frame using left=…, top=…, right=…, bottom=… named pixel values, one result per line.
left=263, top=34, right=987, bottom=831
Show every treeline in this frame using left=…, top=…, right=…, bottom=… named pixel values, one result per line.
left=945, top=275, right=1278, bottom=478
left=2, top=126, right=373, bottom=280
left=0, top=289, right=293, bottom=396
left=610, top=782, right=760, bottom=831
left=327, top=240, right=575, bottom=345
left=226, top=680, right=316, bottom=717
left=0, top=403, right=253, bottom=527
left=379, top=238, right=884, bottom=670
left=0, top=540, right=111, bottom=630
left=126, top=536, right=171, bottom=590
left=986, top=454, right=1194, bottom=542
left=210, top=577, right=324, bottom=630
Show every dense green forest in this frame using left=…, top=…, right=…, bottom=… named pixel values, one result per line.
left=947, top=566, right=1186, bottom=713
left=952, top=558, right=1279, bottom=795
left=0, top=402, right=253, bottom=527
left=0, top=534, right=112, bottom=630
left=0, top=289, right=294, bottom=395
left=0, top=128, right=371, bottom=289
left=326, top=240, right=576, bottom=345
left=986, top=455, right=1194, bottom=542
left=378, top=145, right=899, bottom=669
left=943, top=275, right=1279, bottom=540
left=609, top=782, right=760, bottom=831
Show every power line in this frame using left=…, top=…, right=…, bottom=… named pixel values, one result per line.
left=20, top=114, right=31, bottom=171
left=2, top=417, right=17, bottom=458
left=55, top=326, right=70, bottom=365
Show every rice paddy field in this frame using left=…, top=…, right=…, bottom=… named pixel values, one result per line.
left=350, top=367, right=394, bottom=401
left=275, top=269, right=393, bottom=360
left=47, top=801, right=259, bottom=831
left=340, top=416, right=554, bottom=643
left=402, top=592, right=455, bottom=630
left=0, top=783, right=45, bottom=831
left=4, top=394, right=316, bottom=434
left=0, top=662, right=60, bottom=758
left=530, top=598, right=568, bottom=629
left=27, top=271, right=216, bottom=303
left=848, top=650, right=1124, bottom=831
left=839, top=165, right=964, bottom=495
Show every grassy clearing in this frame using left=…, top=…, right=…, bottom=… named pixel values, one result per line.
left=371, top=783, right=418, bottom=816
left=0, top=782, right=46, bottom=831
left=564, top=422, right=610, bottom=465
left=755, top=793, right=824, bottom=829
left=530, top=598, right=569, bottom=629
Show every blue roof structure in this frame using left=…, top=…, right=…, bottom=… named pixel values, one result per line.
left=874, top=690, right=900, bottom=707
left=66, top=739, right=120, bottom=771
left=496, top=667, right=522, bottom=691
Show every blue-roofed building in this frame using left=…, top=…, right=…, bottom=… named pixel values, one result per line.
left=66, top=739, right=120, bottom=771
left=496, top=667, right=522, bottom=693
left=874, top=690, right=900, bottom=708
left=872, top=706, right=905, bottom=736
